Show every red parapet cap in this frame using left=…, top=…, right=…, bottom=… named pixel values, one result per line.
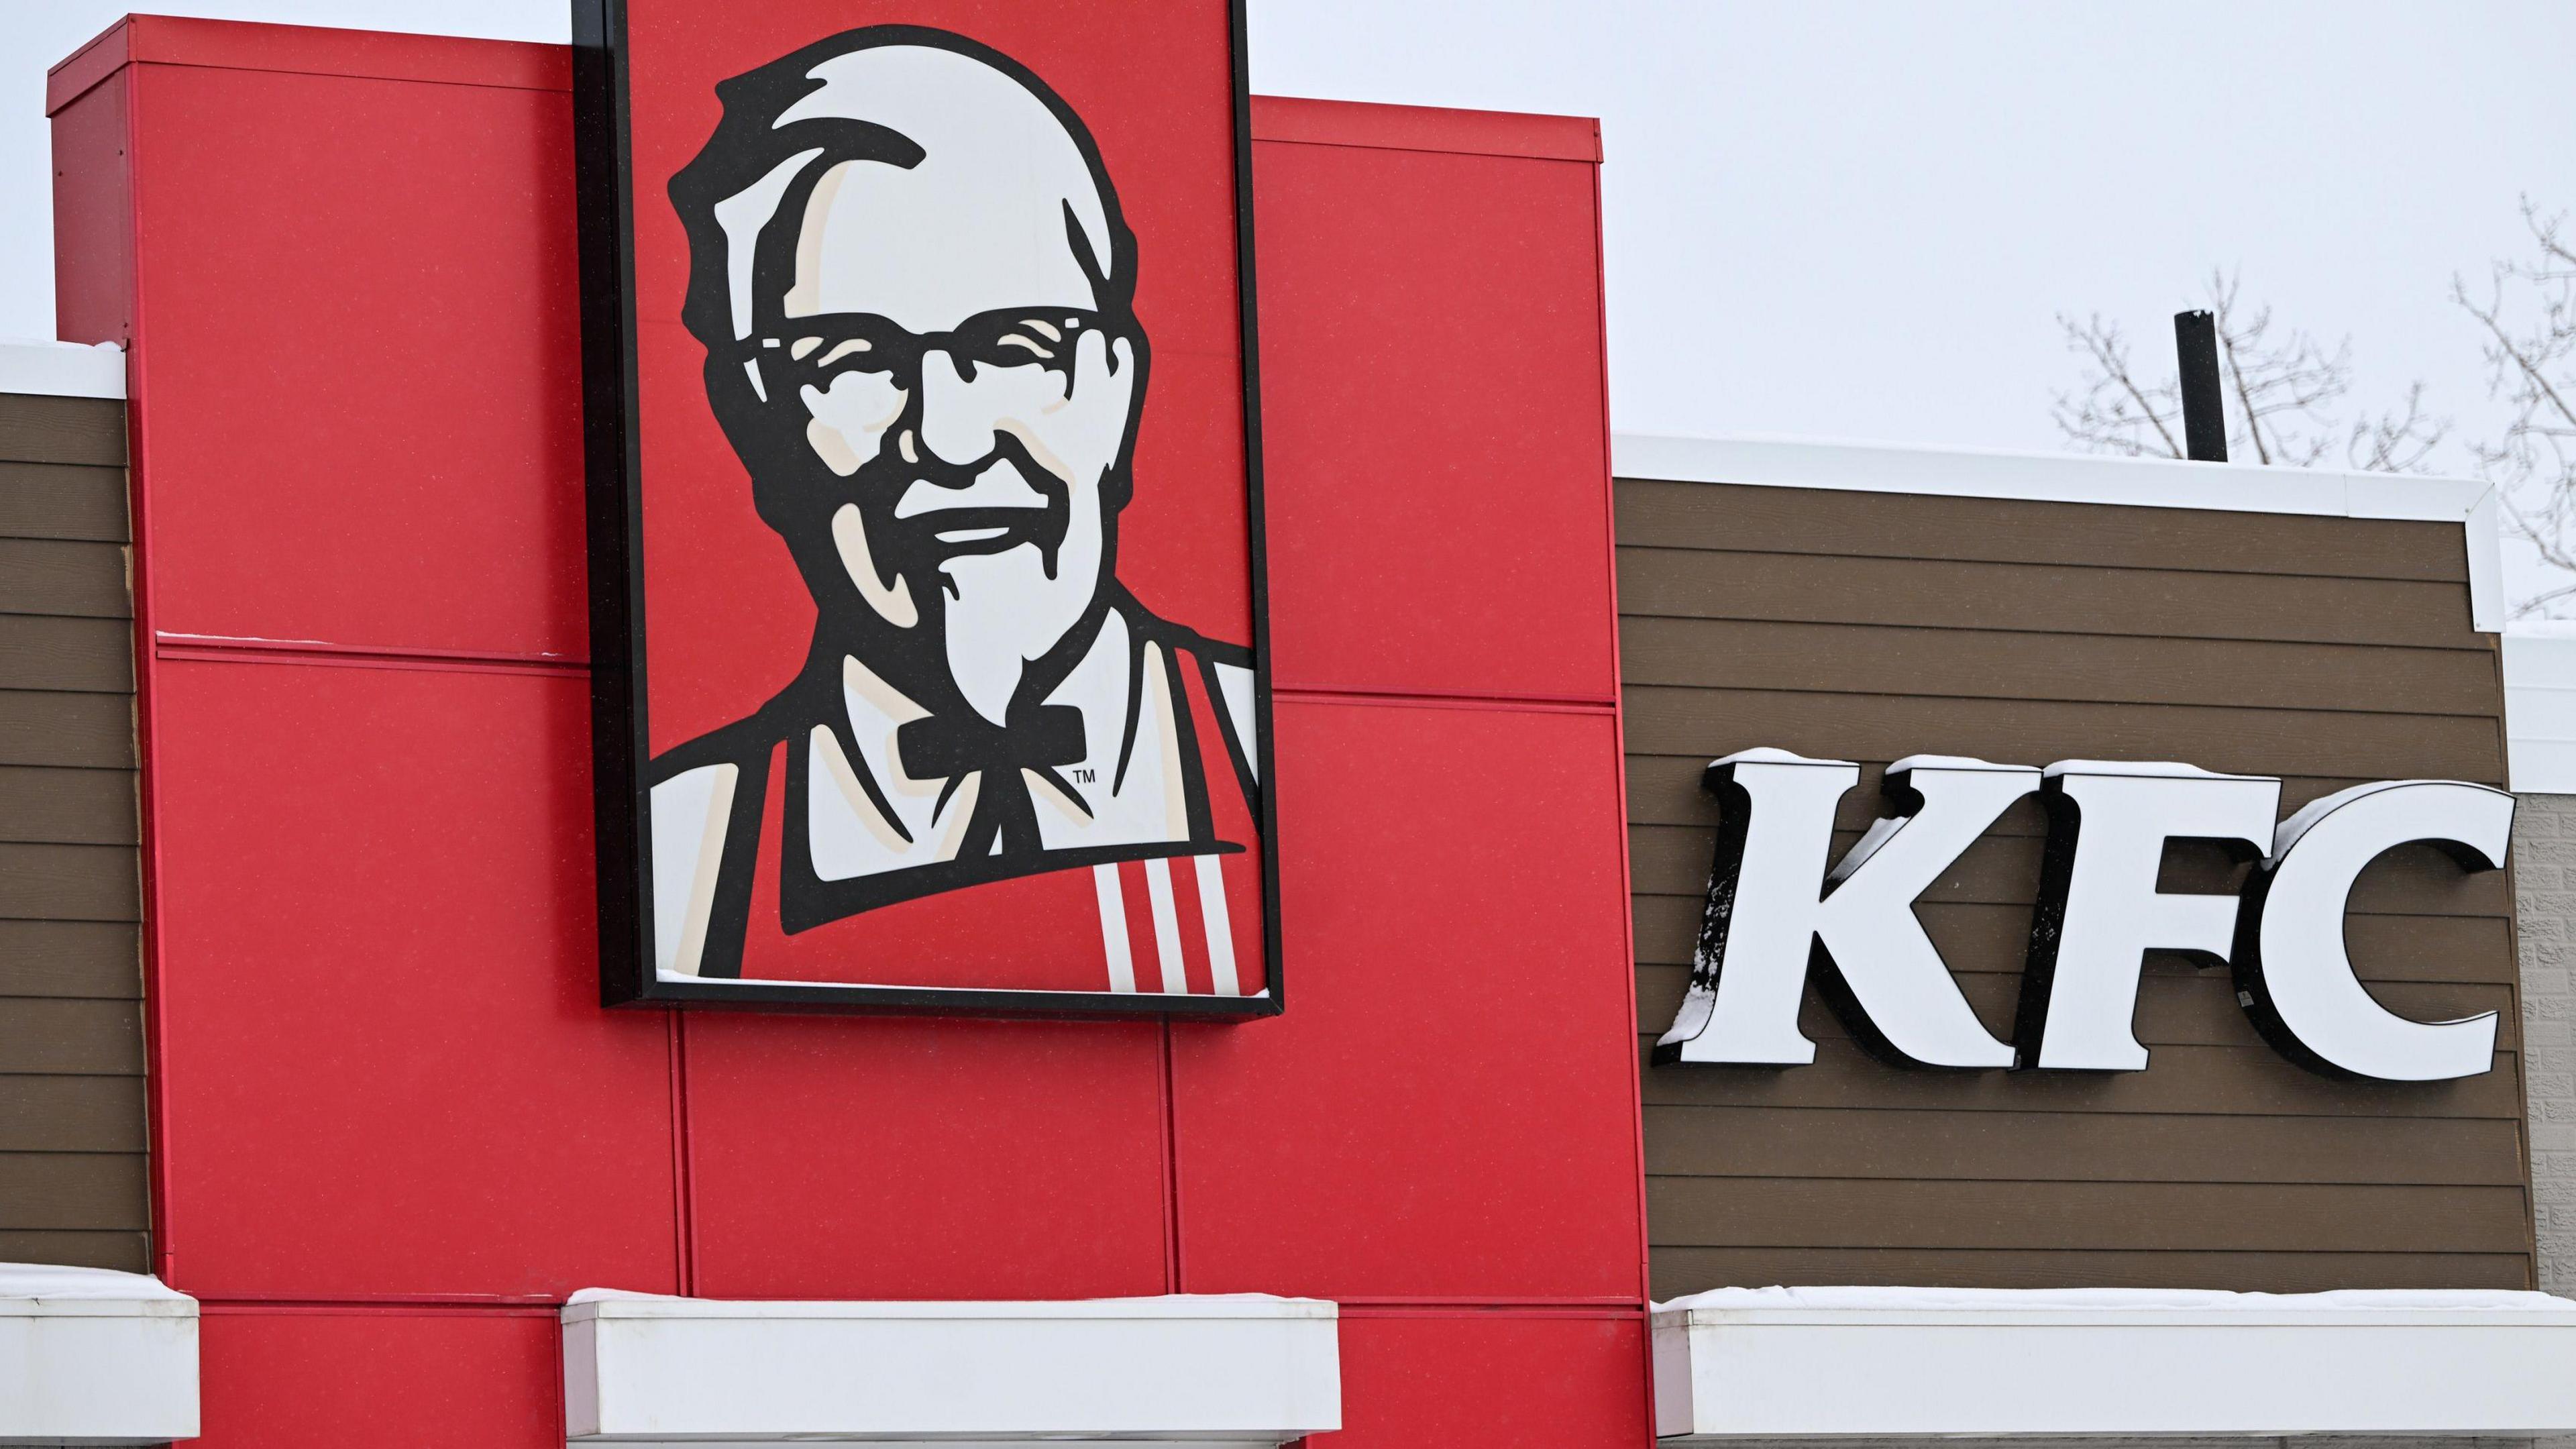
left=1248, top=94, right=1600, bottom=164
left=47, top=14, right=571, bottom=115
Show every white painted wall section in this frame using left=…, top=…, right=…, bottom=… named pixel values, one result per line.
left=0, top=1263, right=199, bottom=1446
left=1651, top=1286, right=2576, bottom=1440
left=561, top=1291, right=1340, bottom=1446
left=0, top=338, right=123, bottom=400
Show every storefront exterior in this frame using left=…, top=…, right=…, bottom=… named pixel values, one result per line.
left=3, top=10, right=2573, bottom=1446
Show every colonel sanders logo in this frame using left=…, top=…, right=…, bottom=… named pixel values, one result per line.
left=641, top=27, right=1264, bottom=998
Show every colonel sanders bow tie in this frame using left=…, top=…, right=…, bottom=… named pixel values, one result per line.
left=897, top=704, right=1087, bottom=858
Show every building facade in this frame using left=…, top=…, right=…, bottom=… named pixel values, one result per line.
left=3, top=13, right=2573, bottom=1448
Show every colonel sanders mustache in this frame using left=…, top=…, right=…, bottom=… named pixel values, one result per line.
left=804, top=417, right=1114, bottom=731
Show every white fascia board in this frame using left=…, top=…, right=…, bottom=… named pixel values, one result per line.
left=0, top=1264, right=199, bottom=1446
left=1650, top=1286, right=2576, bottom=1439
left=0, top=339, right=125, bottom=401
left=1614, top=433, right=2504, bottom=633
left=562, top=1291, right=1340, bottom=1445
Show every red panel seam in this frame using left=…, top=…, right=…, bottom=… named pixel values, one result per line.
left=1274, top=685, right=1617, bottom=715
left=1161, top=1020, right=1184, bottom=1294
left=155, top=633, right=585, bottom=676
left=669, top=1010, right=697, bottom=1297
left=1247, top=134, right=1601, bottom=166
left=131, top=57, right=568, bottom=98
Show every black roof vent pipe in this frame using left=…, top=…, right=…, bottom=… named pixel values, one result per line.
left=2174, top=309, right=2227, bottom=462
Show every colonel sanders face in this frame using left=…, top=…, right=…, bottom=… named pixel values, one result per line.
left=672, top=34, right=1150, bottom=730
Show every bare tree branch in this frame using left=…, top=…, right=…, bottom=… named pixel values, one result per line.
left=2051, top=313, right=2184, bottom=459
left=2459, top=200, right=2576, bottom=619
left=2057, top=269, right=2434, bottom=478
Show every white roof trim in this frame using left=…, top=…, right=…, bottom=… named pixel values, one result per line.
left=0, top=1263, right=198, bottom=1444
left=1615, top=433, right=2504, bottom=633
left=563, top=1291, right=1341, bottom=1444
left=0, top=339, right=125, bottom=401
left=1651, top=1285, right=2576, bottom=1438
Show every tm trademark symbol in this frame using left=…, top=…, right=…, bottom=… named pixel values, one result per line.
left=1071, top=768, right=1096, bottom=784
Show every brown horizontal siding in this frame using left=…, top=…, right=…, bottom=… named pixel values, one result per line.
left=0, top=999, right=146, bottom=1075
left=1645, top=1107, right=2529, bottom=1185
left=1627, top=761, right=2480, bottom=830
left=0, top=765, right=138, bottom=845
left=0, top=614, right=135, bottom=693
left=0, top=1230, right=148, bottom=1274
left=1650, top=1177, right=2530, bottom=1254
left=0, top=1152, right=149, bottom=1228
left=0, top=391, right=147, bottom=1273
left=1621, top=616, right=2501, bottom=716
left=1620, top=547, right=2483, bottom=650
left=1618, top=476, right=2530, bottom=1297
left=0, top=690, right=135, bottom=768
left=0, top=843, right=141, bottom=921
left=1640, top=1041, right=2524, bottom=1119
left=0, top=462, right=131, bottom=542
left=0, top=395, right=123, bottom=468
left=1615, top=479, right=2469, bottom=584
left=0, top=1075, right=146, bottom=1151
left=1648, top=1248, right=2532, bottom=1298
left=0, top=538, right=131, bottom=619
left=0, top=920, right=140, bottom=998
left=1623, top=688, right=2504, bottom=784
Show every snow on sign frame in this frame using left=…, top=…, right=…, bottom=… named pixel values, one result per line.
left=570, top=0, right=1280, bottom=1016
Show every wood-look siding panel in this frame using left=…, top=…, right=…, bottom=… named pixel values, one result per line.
left=1627, top=761, right=2449, bottom=832
left=0, top=1075, right=147, bottom=1152
left=1619, top=547, right=2483, bottom=651
left=1623, top=688, right=2506, bottom=785
left=1623, top=478, right=2525, bottom=1294
left=0, top=393, right=145, bottom=1272
left=0, top=395, right=124, bottom=468
left=0, top=1152, right=149, bottom=1230
left=1648, top=1177, right=2531, bottom=1254
left=0, top=1230, right=148, bottom=1275
left=1615, top=480, right=2468, bottom=584
left=1635, top=1040, right=2524, bottom=1119
left=1647, top=1248, right=2533, bottom=1298
left=0, top=614, right=134, bottom=694
left=0, top=999, right=146, bottom=1075
left=0, top=921, right=140, bottom=998
left=0, top=462, right=130, bottom=543
left=0, top=843, right=140, bottom=923
left=0, top=766, right=137, bottom=846
left=0, top=539, right=131, bottom=621
left=1643, top=1106, right=2529, bottom=1186
left=0, top=690, right=135, bottom=769
left=1620, top=616, right=2501, bottom=716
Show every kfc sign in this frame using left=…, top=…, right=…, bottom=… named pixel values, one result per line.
left=1656, top=750, right=2512, bottom=1082
left=572, top=1, right=1277, bottom=1012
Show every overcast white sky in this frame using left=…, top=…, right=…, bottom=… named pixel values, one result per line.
left=7, top=2, right=2575, bottom=602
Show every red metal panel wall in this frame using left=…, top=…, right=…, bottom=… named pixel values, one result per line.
left=52, top=19, right=1646, bottom=1444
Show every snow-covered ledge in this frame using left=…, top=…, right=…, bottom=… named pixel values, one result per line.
left=562, top=1291, right=1340, bottom=1446
left=0, top=1264, right=199, bottom=1446
left=1653, top=1286, right=2576, bottom=1440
